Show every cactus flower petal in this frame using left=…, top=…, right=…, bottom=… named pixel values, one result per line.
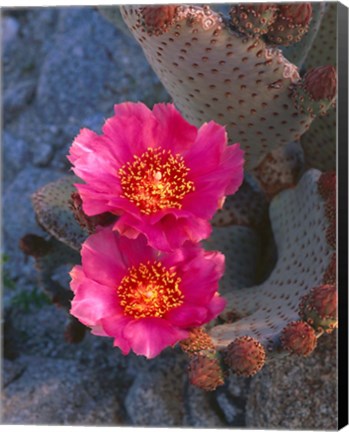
left=69, top=227, right=226, bottom=358
left=68, top=102, right=244, bottom=251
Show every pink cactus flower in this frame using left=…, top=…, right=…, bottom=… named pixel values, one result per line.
left=69, top=227, right=226, bottom=358
left=68, top=102, right=244, bottom=251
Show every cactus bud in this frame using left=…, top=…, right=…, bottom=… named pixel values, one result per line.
left=224, top=336, right=266, bottom=377
left=292, top=66, right=337, bottom=116
left=299, top=284, right=338, bottom=333
left=304, top=66, right=337, bottom=102
left=140, top=6, right=179, bottom=35
left=179, top=327, right=215, bottom=357
left=19, top=233, right=52, bottom=258
left=280, top=321, right=317, bottom=356
left=69, top=191, right=115, bottom=234
left=229, top=3, right=278, bottom=37
left=188, top=354, right=225, bottom=391
left=64, top=317, right=86, bottom=344
left=318, top=172, right=336, bottom=200
left=266, top=3, right=312, bottom=46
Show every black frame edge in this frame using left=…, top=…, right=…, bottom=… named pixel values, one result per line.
left=337, top=1, right=349, bottom=430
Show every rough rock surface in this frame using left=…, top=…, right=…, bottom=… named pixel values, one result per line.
left=245, top=334, right=338, bottom=430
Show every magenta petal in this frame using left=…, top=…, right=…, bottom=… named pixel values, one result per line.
left=70, top=278, right=120, bottom=327
left=206, top=295, right=227, bottom=320
left=152, top=103, right=197, bottom=152
left=81, top=229, right=127, bottom=287
left=123, top=318, right=189, bottom=358
left=164, top=304, right=208, bottom=327
left=101, top=314, right=133, bottom=355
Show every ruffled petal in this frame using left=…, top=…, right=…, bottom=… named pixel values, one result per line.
left=81, top=229, right=127, bottom=287
left=70, top=277, right=120, bottom=327
left=100, top=314, right=133, bottom=355
left=123, top=318, right=189, bottom=358
left=152, top=103, right=197, bottom=152
left=164, top=303, right=208, bottom=327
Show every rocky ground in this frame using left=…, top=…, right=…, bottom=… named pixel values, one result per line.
left=1, top=6, right=337, bottom=428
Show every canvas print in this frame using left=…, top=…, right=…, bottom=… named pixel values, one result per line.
left=2, top=2, right=342, bottom=428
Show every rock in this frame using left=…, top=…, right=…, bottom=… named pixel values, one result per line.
left=215, top=375, right=250, bottom=426
left=1, top=16, right=19, bottom=47
left=184, top=385, right=226, bottom=427
left=2, top=167, right=63, bottom=281
left=245, top=334, right=337, bottom=429
left=36, top=8, right=169, bottom=125
left=2, top=131, right=31, bottom=188
left=2, top=358, right=25, bottom=387
left=2, top=355, right=124, bottom=425
left=32, top=142, right=54, bottom=166
left=125, top=350, right=187, bottom=426
left=3, top=79, right=36, bottom=123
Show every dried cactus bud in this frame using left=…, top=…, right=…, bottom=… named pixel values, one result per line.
left=224, top=336, right=266, bottom=377
left=266, top=3, right=312, bottom=46
left=19, top=233, right=52, bottom=258
left=64, top=317, right=86, bottom=344
left=229, top=3, right=278, bottom=37
left=188, top=354, right=225, bottom=391
left=179, top=327, right=215, bottom=356
left=299, top=284, right=338, bottom=333
left=140, top=6, right=179, bottom=35
left=292, top=66, right=337, bottom=116
left=318, top=171, right=336, bottom=200
left=280, top=321, right=317, bottom=356
left=69, top=191, right=115, bottom=234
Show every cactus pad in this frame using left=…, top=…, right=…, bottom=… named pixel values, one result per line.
left=32, top=175, right=89, bottom=251
left=120, top=5, right=323, bottom=172
left=208, top=169, right=335, bottom=373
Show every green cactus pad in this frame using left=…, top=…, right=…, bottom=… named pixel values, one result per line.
left=120, top=5, right=319, bottom=172
left=208, top=169, right=334, bottom=356
left=32, top=175, right=88, bottom=251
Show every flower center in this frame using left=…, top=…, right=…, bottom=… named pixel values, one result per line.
left=118, top=147, right=195, bottom=215
left=117, top=261, right=184, bottom=319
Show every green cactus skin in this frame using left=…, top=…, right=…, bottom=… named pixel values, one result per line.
left=120, top=4, right=328, bottom=174
left=32, top=175, right=89, bottom=251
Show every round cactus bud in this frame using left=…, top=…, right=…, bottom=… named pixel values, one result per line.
left=266, top=3, right=312, bottom=46
left=19, top=233, right=52, bottom=258
left=188, top=354, right=225, bottom=391
left=318, top=172, right=336, bottom=200
left=229, top=3, right=278, bottom=37
left=280, top=321, right=317, bottom=356
left=224, top=336, right=266, bottom=377
left=292, top=66, right=337, bottom=116
left=140, top=6, right=179, bottom=35
left=299, top=284, right=338, bottom=333
left=304, top=66, right=337, bottom=102
left=179, top=327, right=215, bottom=357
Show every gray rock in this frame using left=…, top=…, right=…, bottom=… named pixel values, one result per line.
left=3, top=79, right=36, bottom=123
left=2, top=131, right=31, bottom=188
left=32, top=142, right=54, bottom=166
left=2, top=355, right=124, bottom=425
left=184, top=385, right=226, bottom=427
left=245, top=334, right=337, bottom=430
left=125, top=350, right=187, bottom=426
left=214, top=374, right=250, bottom=426
left=36, top=8, right=168, bottom=125
left=2, top=167, right=63, bottom=281
left=2, top=359, right=25, bottom=387
left=1, top=16, right=19, bottom=47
